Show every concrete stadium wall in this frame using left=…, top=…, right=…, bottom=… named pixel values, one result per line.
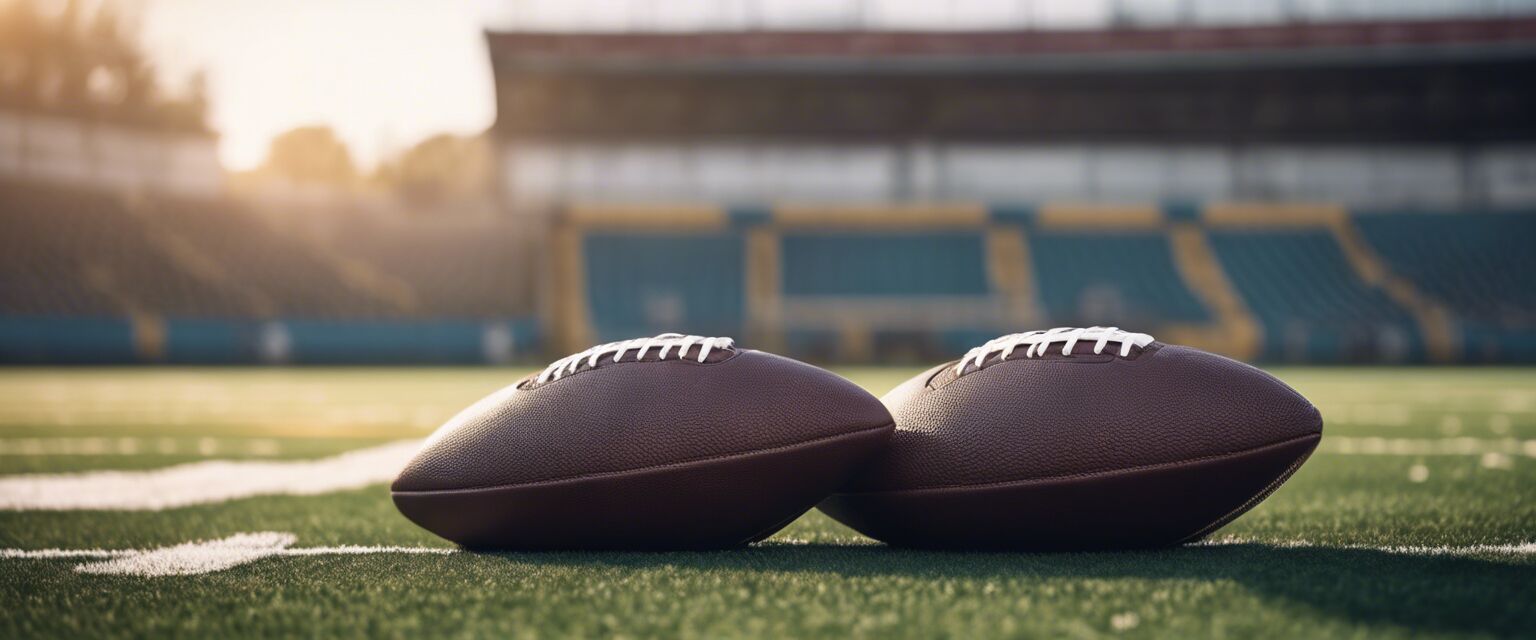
left=500, top=142, right=1536, bottom=211
left=0, top=110, right=224, bottom=198
left=0, top=317, right=541, bottom=365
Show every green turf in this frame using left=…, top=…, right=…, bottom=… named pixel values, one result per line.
left=1, top=367, right=1533, bottom=638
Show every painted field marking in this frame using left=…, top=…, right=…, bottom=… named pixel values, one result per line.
left=2, top=532, right=452, bottom=576
left=1200, top=537, right=1536, bottom=557
left=0, top=437, right=283, bottom=457
left=0, top=440, right=422, bottom=511
left=1, top=533, right=1530, bottom=577
left=75, top=532, right=296, bottom=576
left=1320, top=437, right=1536, bottom=458
left=0, top=436, right=1531, bottom=513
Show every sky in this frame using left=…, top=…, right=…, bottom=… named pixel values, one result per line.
left=138, top=0, right=508, bottom=171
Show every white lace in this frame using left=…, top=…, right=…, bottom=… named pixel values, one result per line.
left=535, top=333, right=734, bottom=383
left=955, top=326, right=1155, bottom=375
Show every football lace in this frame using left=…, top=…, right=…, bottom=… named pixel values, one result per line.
left=536, top=333, right=735, bottom=383
left=955, top=326, right=1155, bottom=375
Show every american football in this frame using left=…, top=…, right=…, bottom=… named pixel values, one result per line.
left=4, top=1, right=1534, bottom=637
left=819, top=327, right=1323, bottom=550
left=392, top=333, right=894, bottom=550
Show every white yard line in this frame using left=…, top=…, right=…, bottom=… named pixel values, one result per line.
left=0, top=542, right=453, bottom=561
left=1319, top=436, right=1536, bottom=457
left=0, top=436, right=1528, bottom=513
left=73, top=532, right=299, bottom=576
left=0, top=440, right=423, bottom=510
left=1199, top=537, right=1536, bottom=557
left=0, top=533, right=1530, bottom=577
left=0, top=437, right=284, bottom=456
left=2, top=532, right=453, bottom=576
left=0, top=548, right=122, bottom=559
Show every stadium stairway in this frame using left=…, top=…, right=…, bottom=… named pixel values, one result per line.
left=983, top=225, right=1042, bottom=337
left=5, top=176, right=1532, bottom=364
left=553, top=202, right=1532, bottom=364
left=1206, top=204, right=1457, bottom=363
left=1165, top=222, right=1262, bottom=360
left=1356, top=211, right=1536, bottom=362
left=1022, top=203, right=1247, bottom=356
left=548, top=204, right=1042, bottom=361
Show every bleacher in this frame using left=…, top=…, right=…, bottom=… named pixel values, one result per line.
left=0, top=181, right=247, bottom=317
left=780, top=233, right=990, bottom=297
left=1356, top=212, right=1536, bottom=361
left=0, top=179, right=539, bottom=363
left=582, top=232, right=745, bottom=342
left=5, top=178, right=1536, bottom=363
left=308, top=214, right=538, bottom=320
left=553, top=205, right=1536, bottom=364
left=146, top=200, right=392, bottom=318
left=1028, top=232, right=1209, bottom=329
left=776, top=230, right=996, bottom=360
left=470, top=16, right=1536, bottom=365
left=1356, top=213, right=1536, bottom=323
left=1209, top=230, right=1424, bottom=362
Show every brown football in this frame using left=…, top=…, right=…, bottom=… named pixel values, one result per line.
left=392, top=333, right=894, bottom=550
left=818, top=327, right=1323, bottom=550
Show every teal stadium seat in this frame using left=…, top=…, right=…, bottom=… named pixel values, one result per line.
left=778, top=232, right=991, bottom=359
left=780, top=233, right=989, bottom=296
left=1028, top=232, right=1209, bottom=328
left=1356, top=212, right=1536, bottom=362
left=583, top=233, right=745, bottom=342
left=1211, top=231, right=1423, bottom=362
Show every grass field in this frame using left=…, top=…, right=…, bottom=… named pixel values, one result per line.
left=1, top=366, right=1533, bottom=638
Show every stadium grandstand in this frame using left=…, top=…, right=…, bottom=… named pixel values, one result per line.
left=3, top=1, right=1536, bottom=364
left=0, top=177, right=539, bottom=363
left=498, top=8, right=1536, bottom=363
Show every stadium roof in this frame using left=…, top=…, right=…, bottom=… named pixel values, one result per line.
left=486, top=17, right=1536, bottom=72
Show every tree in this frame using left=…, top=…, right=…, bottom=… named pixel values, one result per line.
left=0, top=0, right=48, bottom=106
left=260, top=125, right=357, bottom=186
left=0, top=0, right=204, bottom=129
left=375, top=133, right=492, bottom=205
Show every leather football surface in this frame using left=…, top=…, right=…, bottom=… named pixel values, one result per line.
left=818, top=335, right=1324, bottom=550
left=393, top=341, right=895, bottom=550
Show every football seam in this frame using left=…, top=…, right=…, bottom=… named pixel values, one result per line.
left=392, top=421, right=895, bottom=496
left=1178, top=438, right=1320, bottom=544
left=928, top=344, right=1159, bottom=389
left=518, top=349, right=743, bottom=390
left=829, top=432, right=1323, bottom=497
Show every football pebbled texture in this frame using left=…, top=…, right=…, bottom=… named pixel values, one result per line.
left=818, top=327, right=1323, bottom=551
left=392, top=334, right=894, bottom=550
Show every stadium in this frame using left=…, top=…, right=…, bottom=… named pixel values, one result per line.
left=2, top=1, right=1534, bottom=637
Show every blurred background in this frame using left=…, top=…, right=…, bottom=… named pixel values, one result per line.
left=2, top=0, right=1534, bottom=366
